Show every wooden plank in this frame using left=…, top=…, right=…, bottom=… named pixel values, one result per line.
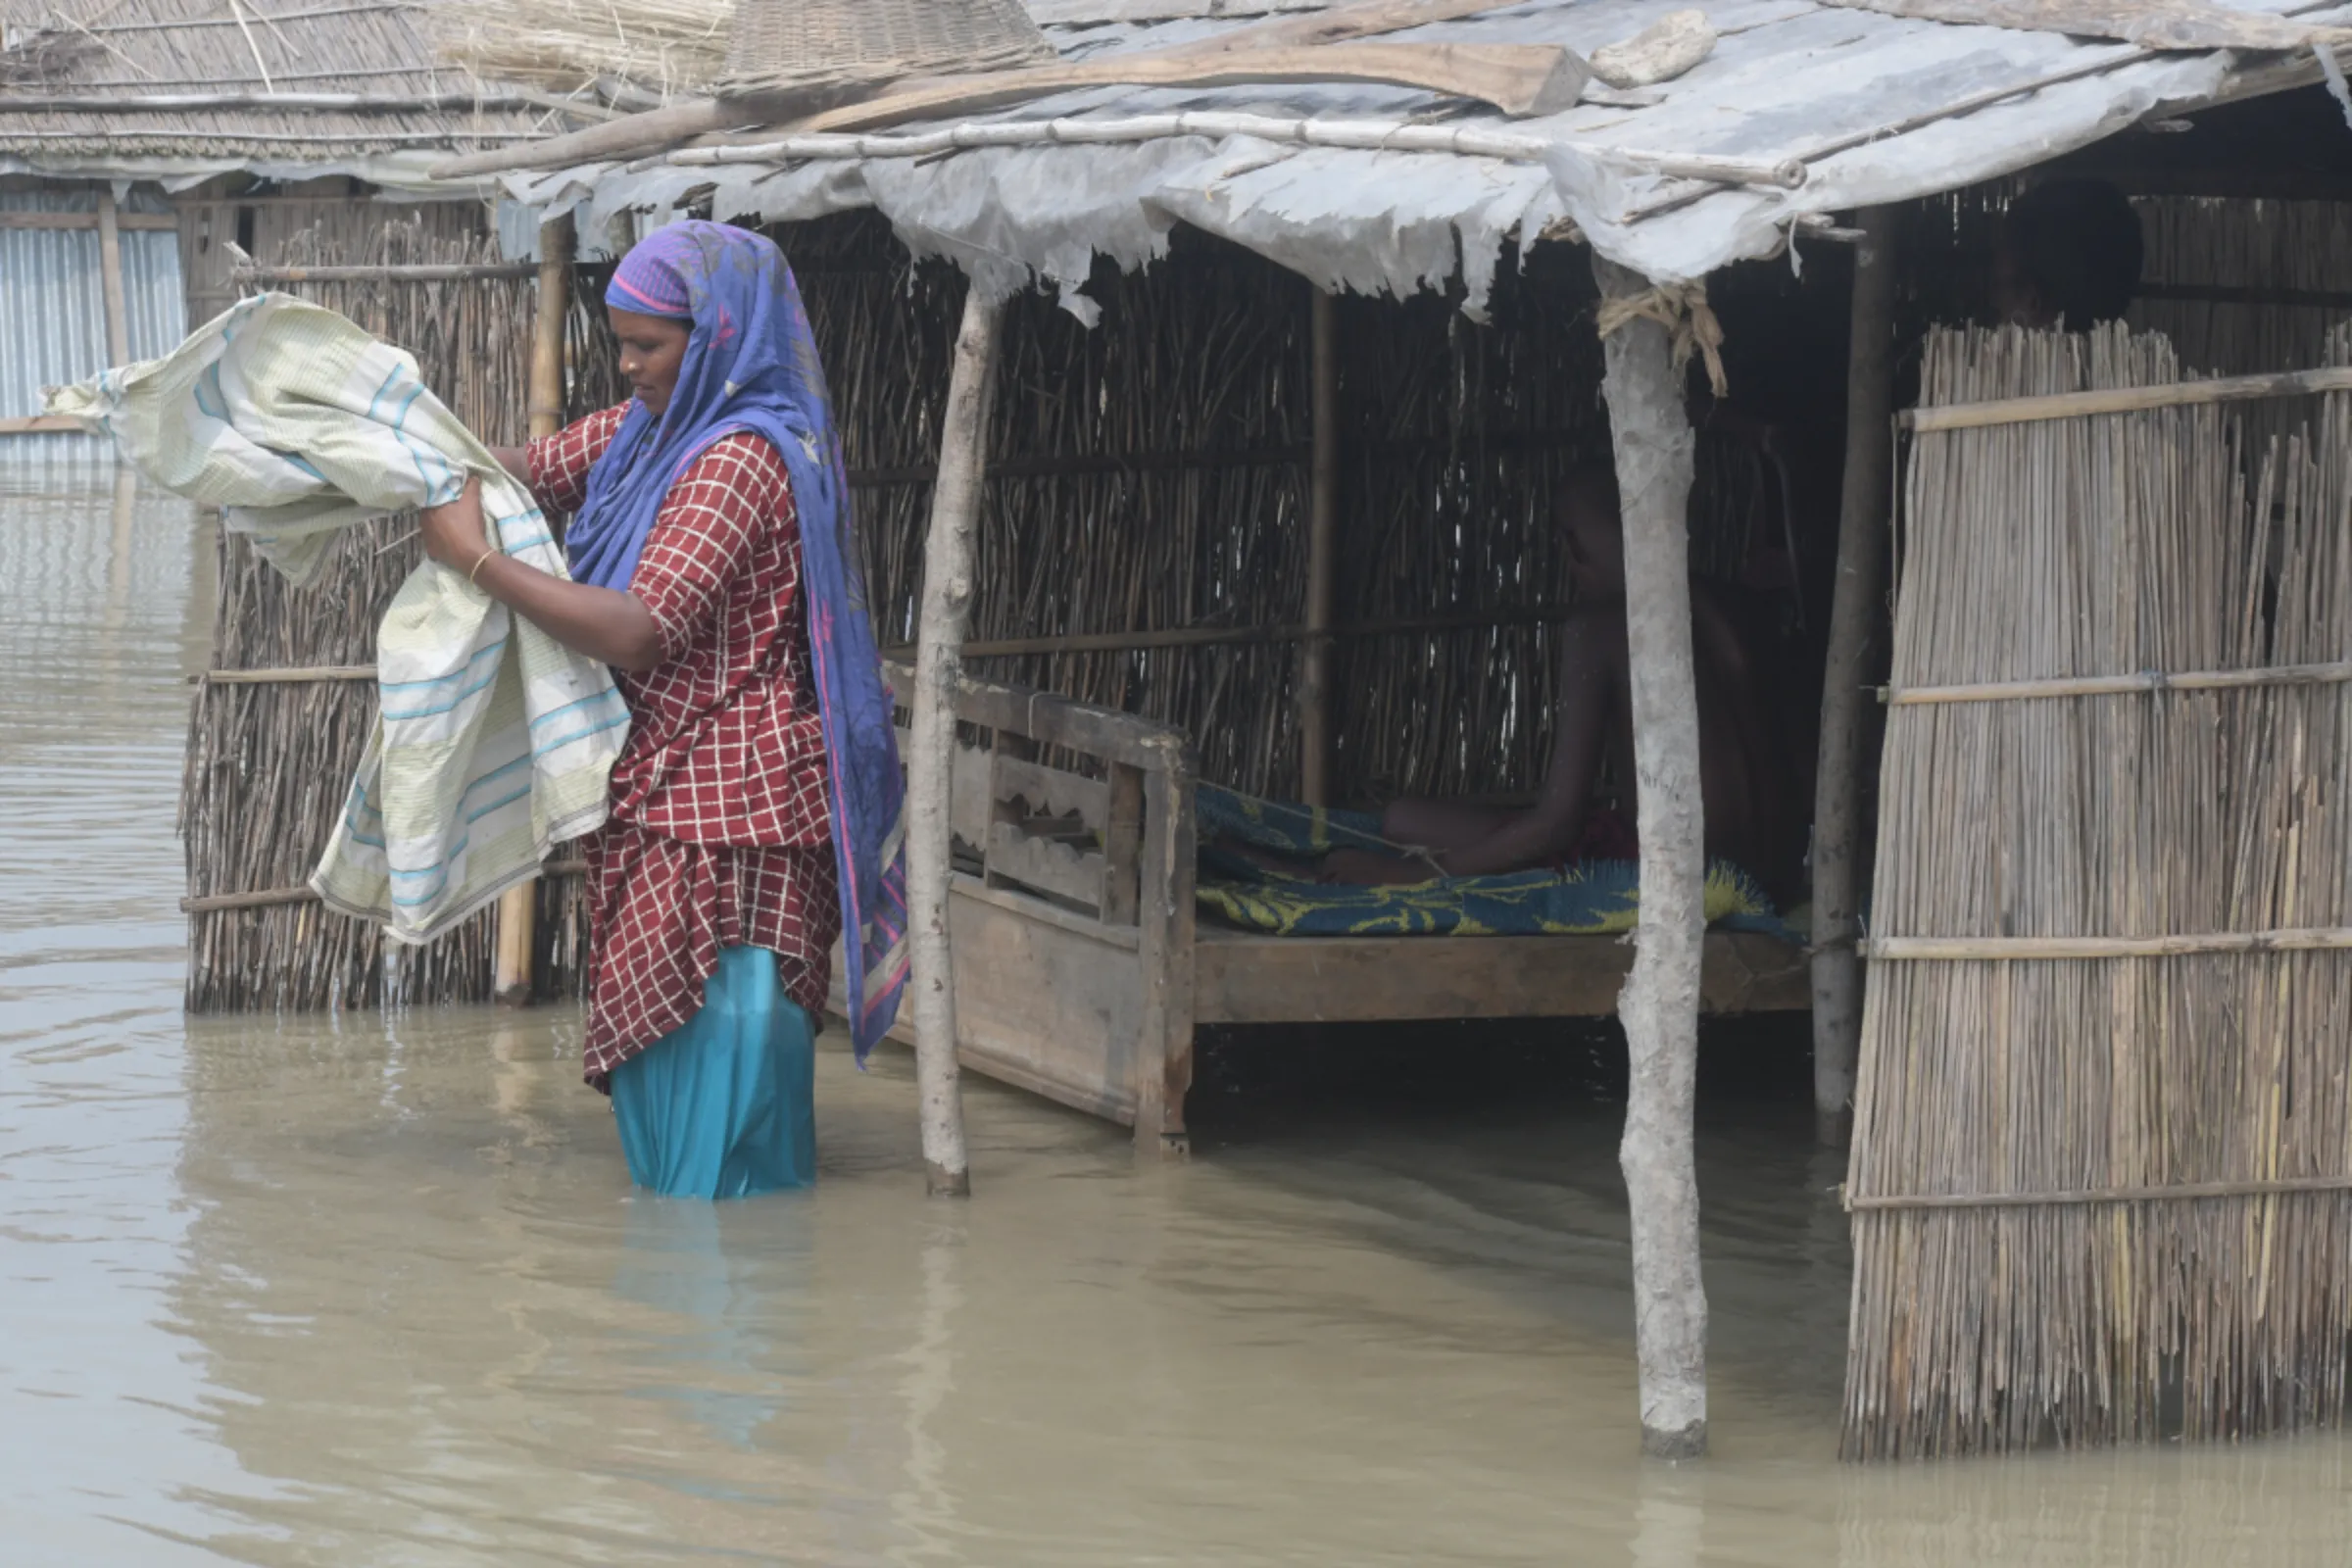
left=951, top=740, right=994, bottom=849
left=940, top=886, right=1148, bottom=1125
left=1192, top=928, right=1808, bottom=1024
left=428, top=98, right=735, bottom=180
left=883, top=658, right=1193, bottom=772
left=1903, top=366, right=2352, bottom=432
left=0, top=210, right=178, bottom=231
left=1101, top=762, right=1145, bottom=926
left=986, top=820, right=1107, bottom=907
left=953, top=873, right=1140, bottom=949
left=990, top=752, right=1109, bottom=830
left=1134, top=763, right=1200, bottom=1151
left=0, top=416, right=85, bottom=434
left=793, top=42, right=1589, bottom=132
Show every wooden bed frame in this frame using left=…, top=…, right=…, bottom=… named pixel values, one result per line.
left=855, top=664, right=1810, bottom=1153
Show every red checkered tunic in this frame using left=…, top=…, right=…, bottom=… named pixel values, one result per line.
left=529, top=405, right=840, bottom=1086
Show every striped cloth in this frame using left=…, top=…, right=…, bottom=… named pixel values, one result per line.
left=47, top=292, right=630, bottom=945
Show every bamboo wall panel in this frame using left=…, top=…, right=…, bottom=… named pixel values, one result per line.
left=765, top=214, right=1786, bottom=808
left=179, top=215, right=570, bottom=1011
left=1842, top=321, right=2352, bottom=1458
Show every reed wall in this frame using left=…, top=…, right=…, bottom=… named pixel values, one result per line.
left=1841, top=322, right=2352, bottom=1456
left=179, top=215, right=584, bottom=1011
left=757, top=213, right=1800, bottom=810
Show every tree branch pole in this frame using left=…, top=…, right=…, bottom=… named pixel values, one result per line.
left=494, top=211, right=573, bottom=1005
left=1299, top=284, right=1340, bottom=804
left=1809, top=206, right=1897, bottom=1141
left=907, top=284, right=1004, bottom=1198
left=1593, top=255, right=1709, bottom=1461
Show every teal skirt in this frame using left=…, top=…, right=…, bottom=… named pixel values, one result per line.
left=608, top=946, right=816, bottom=1199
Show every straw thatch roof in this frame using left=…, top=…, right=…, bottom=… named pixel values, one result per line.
left=499, top=0, right=2352, bottom=299
left=0, top=0, right=598, bottom=173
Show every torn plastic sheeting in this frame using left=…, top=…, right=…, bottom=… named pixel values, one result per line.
left=1144, top=143, right=1563, bottom=313
left=1560, top=46, right=2231, bottom=282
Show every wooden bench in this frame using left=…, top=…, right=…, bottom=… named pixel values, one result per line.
left=849, top=665, right=1809, bottom=1152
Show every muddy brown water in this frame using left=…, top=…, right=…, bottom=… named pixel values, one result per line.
left=4, top=476, right=2348, bottom=1565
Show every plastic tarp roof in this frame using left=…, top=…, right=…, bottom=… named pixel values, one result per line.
left=502, top=0, right=2342, bottom=307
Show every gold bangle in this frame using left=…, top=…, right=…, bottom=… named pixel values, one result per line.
left=467, top=549, right=495, bottom=586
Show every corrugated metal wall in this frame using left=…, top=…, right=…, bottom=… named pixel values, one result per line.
left=0, top=184, right=187, bottom=474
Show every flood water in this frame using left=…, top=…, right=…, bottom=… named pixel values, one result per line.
left=4, top=473, right=2349, bottom=1566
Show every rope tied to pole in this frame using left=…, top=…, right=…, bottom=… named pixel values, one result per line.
left=1594, top=279, right=1728, bottom=398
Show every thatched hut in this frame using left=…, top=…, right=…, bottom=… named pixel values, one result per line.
left=0, top=0, right=604, bottom=460
left=146, top=0, right=2352, bottom=1457
left=459, top=0, right=2352, bottom=1457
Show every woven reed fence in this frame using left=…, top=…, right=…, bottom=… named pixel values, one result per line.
left=185, top=209, right=1796, bottom=1011
left=179, top=217, right=592, bottom=1011
left=757, top=214, right=1788, bottom=808
left=1841, top=320, right=2352, bottom=1457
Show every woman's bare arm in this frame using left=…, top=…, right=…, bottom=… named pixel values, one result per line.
left=488, top=445, right=531, bottom=482
left=419, top=475, right=662, bottom=671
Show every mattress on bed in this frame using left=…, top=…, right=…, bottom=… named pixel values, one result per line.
left=1195, top=785, right=1799, bottom=942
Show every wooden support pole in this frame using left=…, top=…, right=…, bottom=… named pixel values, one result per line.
left=1299, top=286, right=1340, bottom=805
left=492, top=212, right=574, bottom=1006
left=1811, top=207, right=1897, bottom=1140
left=95, top=188, right=131, bottom=369
left=1593, top=255, right=1708, bottom=1462
left=907, top=283, right=1004, bottom=1199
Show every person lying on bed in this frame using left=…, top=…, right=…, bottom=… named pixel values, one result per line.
left=1309, top=463, right=1802, bottom=898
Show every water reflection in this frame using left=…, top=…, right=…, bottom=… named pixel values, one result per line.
left=6, top=479, right=2352, bottom=1566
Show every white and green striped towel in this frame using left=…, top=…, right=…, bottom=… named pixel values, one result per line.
left=48, top=292, right=630, bottom=945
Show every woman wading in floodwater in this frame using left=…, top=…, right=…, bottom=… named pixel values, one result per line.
left=418, top=220, right=906, bottom=1199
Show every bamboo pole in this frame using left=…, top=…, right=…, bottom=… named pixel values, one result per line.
left=907, top=284, right=1004, bottom=1199
left=1299, top=286, right=1340, bottom=804
left=492, top=212, right=573, bottom=1006
left=234, top=263, right=540, bottom=283
left=1884, top=657, right=2352, bottom=704
left=1900, top=364, right=2352, bottom=432
left=95, top=188, right=130, bottom=369
left=1593, top=255, right=1708, bottom=1461
left=1864, top=926, right=2352, bottom=960
left=653, top=114, right=1808, bottom=189
left=0, top=89, right=585, bottom=114
left=0, top=210, right=177, bottom=230
left=1810, top=205, right=1896, bottom=1141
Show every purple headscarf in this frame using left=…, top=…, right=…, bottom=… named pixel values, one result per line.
left=568, top=220, right=907, bottom=1061
left=607, top=236, right=694, bottom=318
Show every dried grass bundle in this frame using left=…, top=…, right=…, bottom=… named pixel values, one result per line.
left=426, top=0, right=733, bottom=102
left=1842, top=320, right=2352, bottom=1457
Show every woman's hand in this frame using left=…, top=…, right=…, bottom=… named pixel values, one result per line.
left=416, top=468, right=663, bottom=670
left=419, top=474, right=493, bottom=574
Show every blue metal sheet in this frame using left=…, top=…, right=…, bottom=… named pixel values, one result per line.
left=0, top=184, right=186, bottom=467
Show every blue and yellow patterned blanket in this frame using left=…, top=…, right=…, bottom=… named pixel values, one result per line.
left=1196, top=785, right=1800, bottom=941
